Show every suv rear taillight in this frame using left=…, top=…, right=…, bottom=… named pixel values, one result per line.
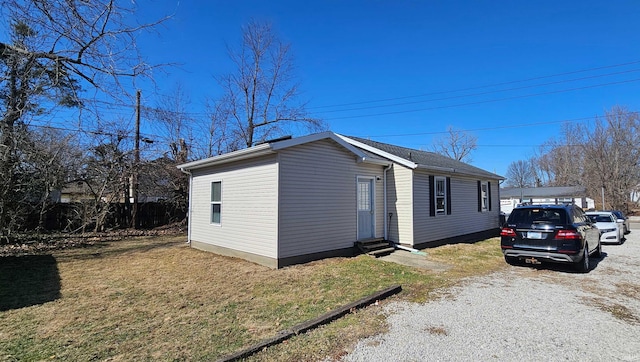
left=500, top=227, right=516, bottom=237
left=555, top=229, right=582, bottom=240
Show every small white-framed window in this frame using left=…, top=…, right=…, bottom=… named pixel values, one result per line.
left=481, top=181, right=489, bottom=211
left=435, top=176, right=446, bottom=215
left=210, top=181, right=221, bottom=224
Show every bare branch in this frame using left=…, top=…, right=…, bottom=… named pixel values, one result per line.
left=212, top=20, right=325, bottom=149
left=431, top=126, right=477, bottom=163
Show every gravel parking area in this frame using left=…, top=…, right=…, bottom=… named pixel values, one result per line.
left=343, top=230, right=640, bottom=361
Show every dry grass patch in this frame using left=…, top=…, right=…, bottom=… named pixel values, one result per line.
left=425, top=325, right=448, bottom=336
left=616, top=282, right=640, bottom=300
left=246, top=306, right=389, bottom=362
left=0, top=235, right=506, bottom=361
left=587, top=298, right=640, bottom=325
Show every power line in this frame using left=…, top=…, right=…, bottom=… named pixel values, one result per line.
left=357, top=116, right=601, bottom=138
left=26, top=60, right=640, bottom=141
left=345, top=110, right=640, bottom=139
left=308, top=59, right=640, bottom=110
left=322, top=77, right=640, bottom=121
left=72, top=73, right=639, bottom=121
left=26, top=122, right=159, bottom=141
left=65, top=59, right=640, bottom=119
left=27, top=110, right=638, bottom=145
left=313, top=68, right=640, bottom=115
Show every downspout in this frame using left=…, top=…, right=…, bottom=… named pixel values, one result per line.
left=180, top=168, right=193, bottom=245
left=383, top=164, right=392, bottom=240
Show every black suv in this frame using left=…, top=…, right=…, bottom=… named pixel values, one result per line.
left=500, top=204, right=601, bottom=272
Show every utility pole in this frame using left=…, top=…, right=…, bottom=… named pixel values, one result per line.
left=132, top=90, right=141, bottom=229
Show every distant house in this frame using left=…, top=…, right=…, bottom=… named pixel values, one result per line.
left=178, top=132, right=504, bottom=268
left=500, top=186, right=595, bottom=214
left=57, top=181, right=94, bottom=203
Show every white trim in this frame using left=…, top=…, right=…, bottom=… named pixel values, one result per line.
left=336, top=134, right=418, bottom=169
left=356, top=176, right=376, bottom=240
left=178, top=132, right=381, bottom=171
left=434, top=176, right=447, bottom=216
left=270, top=131, right=367, bottom=159
left=210, top=180, right=222, bottom=225
left=383, top=164, right=392, bottom=240
left=186, top=170, right=193, bottom=244
left=178, top=144, right=274, bottom=171
left=480, top=181, right=489, bottom=212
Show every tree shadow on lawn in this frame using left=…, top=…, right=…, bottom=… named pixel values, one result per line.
left=0, top=254, right=61, bottom=311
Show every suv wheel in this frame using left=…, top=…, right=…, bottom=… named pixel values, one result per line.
left=594, top=241, right=602, bottom=258
left=576, top=245, right=590, bottom=273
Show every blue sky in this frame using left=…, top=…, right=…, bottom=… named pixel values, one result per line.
left=48, top=1, right=640, bottom=177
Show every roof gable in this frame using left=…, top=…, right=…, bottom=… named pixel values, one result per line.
left=178, top=131, right=389, bottom=171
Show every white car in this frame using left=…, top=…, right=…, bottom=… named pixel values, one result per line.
left=586, top=211, right=624, bottom=244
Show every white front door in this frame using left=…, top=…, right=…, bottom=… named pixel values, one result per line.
left=357, top=178, right=375, bottom=240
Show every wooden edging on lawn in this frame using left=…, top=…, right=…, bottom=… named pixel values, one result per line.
left=217, top=284, right=402, bottom=362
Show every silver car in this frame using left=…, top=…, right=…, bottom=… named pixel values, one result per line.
left=586, top=211, right=624, bottom=244
left=609, top=210, right=630, bottom=235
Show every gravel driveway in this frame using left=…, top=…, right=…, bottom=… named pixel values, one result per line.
left=343, top=228, right=640, bottom=361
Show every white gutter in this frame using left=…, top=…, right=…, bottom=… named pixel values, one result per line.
left=177, top=143, right=273, bottom=171
left=180, top=168, right=193, bottom=245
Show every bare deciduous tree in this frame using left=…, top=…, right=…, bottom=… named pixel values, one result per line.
left=522, top=107, right=640, bottom=211
left=582, top=106, right=640, bottom=211
left=81, top=129, right=133, bottom=232
left=431, top=126, right=477, bottom=163
left=0, top=21, right=82, bottom=238
left=149, top=84, right=193, bottom=150
left=29, top=127, right=83, bottom=230
left=0, top=0, right=169, bottom=99
left=200, top=98, right=242, bottom=158
left=215, top=20, right=325, bottom=149
left=145, top=85, right=193, bottom=219
left=534, top=122, right=585, bottom=187
left=505, top=160, right=535, bottom=188
left=0, top=0, right=169, bottom=237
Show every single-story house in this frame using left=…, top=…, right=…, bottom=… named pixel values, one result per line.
left=500, top=186, right=595, bottom=215
left=178, top=131, right=504, bottom=268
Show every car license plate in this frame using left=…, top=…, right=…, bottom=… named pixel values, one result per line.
left=527, top=231, right=543, bottom=239
left=525, top=257, right=541, bottom=265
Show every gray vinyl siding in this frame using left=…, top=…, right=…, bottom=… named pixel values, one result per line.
left=386, top=165, right=414, bottom=245
left=277, top=139, right=384, bottom=258
left=413, top=170, right=501, bottom=245
left=188, top=154, right=279, bottom=258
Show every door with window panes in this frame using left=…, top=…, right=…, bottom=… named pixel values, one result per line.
left=357, top=178, right=375, bottom=240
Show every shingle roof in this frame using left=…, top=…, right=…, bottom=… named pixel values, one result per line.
left=346, top=136, right=503, bottom=179
left=500, top=186, right=587, bottom=198
left=179, top=131, right=504, bottom=180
